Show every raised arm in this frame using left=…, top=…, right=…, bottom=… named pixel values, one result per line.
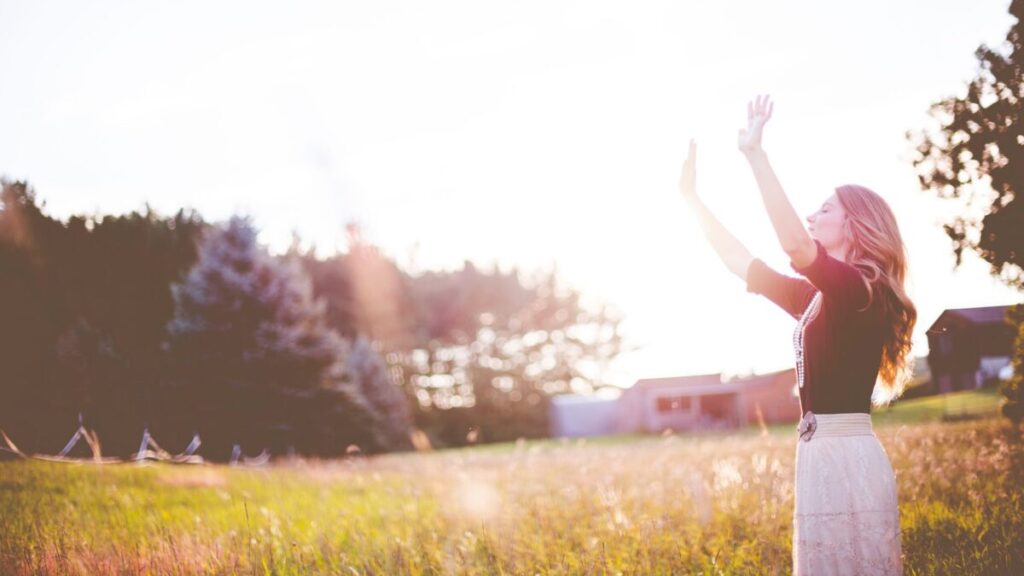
left=681, top=138, right=818, bottom=318
left=738, top=95, right=817, bottom=269
left=679, top=139, right=754, bottom=281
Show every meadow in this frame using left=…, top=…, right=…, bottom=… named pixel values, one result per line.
left=1, top=388, right=1022, bottom=575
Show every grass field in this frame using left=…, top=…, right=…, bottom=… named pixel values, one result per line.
left=871, top=386, right=1004, bottom=426
left=1, top=389, right=1022, bottom=575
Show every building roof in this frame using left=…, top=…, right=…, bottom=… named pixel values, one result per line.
left=632, top=373, right=723, bottom=389
left=928, top=305, right=1014, bottom=332
left=626, top=368, right=792, bottom=396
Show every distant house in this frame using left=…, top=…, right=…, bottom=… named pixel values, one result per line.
left=926, top=305, right=1017, bottom=394
left=616, top=369, right=800, bottom=433
left=549, top=369, right=800, bottom=438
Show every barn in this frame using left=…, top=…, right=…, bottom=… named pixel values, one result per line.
left=926, top=305, right=1016, bottom=394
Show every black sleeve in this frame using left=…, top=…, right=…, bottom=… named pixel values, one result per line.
left=789, top=239, right=870, bottom=311
left=746, top=257, right=818, bottom=319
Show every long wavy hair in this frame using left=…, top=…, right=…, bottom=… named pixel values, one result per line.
left=835, top=184, right=917, bottom=405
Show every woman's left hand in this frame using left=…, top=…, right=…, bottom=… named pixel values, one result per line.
left=738, top=94, right=773, bottom=155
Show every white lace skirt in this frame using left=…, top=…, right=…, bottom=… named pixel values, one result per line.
left=793, top=412, right=903, bottom=575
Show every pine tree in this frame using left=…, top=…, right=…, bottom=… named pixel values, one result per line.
left=346, top=335, right=415, bottom=451
left=165, top=216, right=376, bottom=458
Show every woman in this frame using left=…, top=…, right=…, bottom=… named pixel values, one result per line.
left=679, top=95, right=914, bottom=575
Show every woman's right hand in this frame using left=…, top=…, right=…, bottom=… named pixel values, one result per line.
left=679, top=139, right=697, bottom=200
left=738, top=94, right=773, bottom=156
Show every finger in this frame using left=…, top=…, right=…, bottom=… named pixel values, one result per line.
left=747, top=100, right=753, bottom=122
left=690, top=139, right=697, bottom=161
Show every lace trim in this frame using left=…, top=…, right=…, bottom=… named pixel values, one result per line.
left=795, top=509, right=903, bottom=574
left=793, top=291, right=822, bottom=389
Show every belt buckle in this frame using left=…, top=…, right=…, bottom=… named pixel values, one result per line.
left=797, top=411, right=817, bottom=442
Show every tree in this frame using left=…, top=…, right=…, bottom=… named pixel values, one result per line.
left=0, top=181, right=73, bottom=452
left=908, top=1, right=1024, bottom=286
left=1005, top=305, right=1024, bottom=423
left=0, top=181, right=204, bottom=454
left=289, top=223, right=418, bottom=346
left=165, top=216, right=378, bottom=458
left=346, top=335, right=415, bottom=451
left=69, top=208, right=206, bottom=454
left=908, top=1, right=1024, bottom=423
left=297, top=226, right=628, bottom=447
left=390, top=263, right=627, bottom=446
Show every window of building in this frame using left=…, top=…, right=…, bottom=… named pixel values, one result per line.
left=656, top=395, right=692, bottom=413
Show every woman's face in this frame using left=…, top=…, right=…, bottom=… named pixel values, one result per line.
left=806, top=194, right=849, bottom=256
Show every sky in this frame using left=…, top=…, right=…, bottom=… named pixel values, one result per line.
left=2, top=0, right=1022, bottom=388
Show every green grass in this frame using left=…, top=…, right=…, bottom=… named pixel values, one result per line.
left=2, top=410, right=1023, bottom=574
left=742, top=386, right=1005, bottom=438
left=872, top=386, right=1004, bottom=426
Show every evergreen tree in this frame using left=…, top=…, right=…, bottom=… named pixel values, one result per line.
left=346, top=335, right=415, bottom=451
left=165, top=216, right=377, bottom=458
left=0, top=181, right=203, bottom=454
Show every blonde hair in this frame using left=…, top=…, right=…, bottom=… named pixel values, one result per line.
left=835, top=184, right=917, bottom=406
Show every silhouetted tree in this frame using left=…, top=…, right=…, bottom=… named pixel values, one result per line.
left=1, top=179, right=628, bottom=453
left=165, top=216, right=378, bottom=458
left=0, top=181, right=204, bottom=454
left=0, top=181, right=72, bottom=452
left=908, top=1, right=1024, bottom=423
left=74, top=208, right=205, bottom=454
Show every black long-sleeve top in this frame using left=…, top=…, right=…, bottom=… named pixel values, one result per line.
left=746, top=239, right=885, bottom=417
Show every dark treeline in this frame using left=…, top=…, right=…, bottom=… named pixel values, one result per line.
left=908, top=0, right=1024, bottom=421
left=0, top=181, right=625, bottom=460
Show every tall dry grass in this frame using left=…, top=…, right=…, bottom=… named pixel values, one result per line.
left=1, top=417, right=1022, bottom=575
